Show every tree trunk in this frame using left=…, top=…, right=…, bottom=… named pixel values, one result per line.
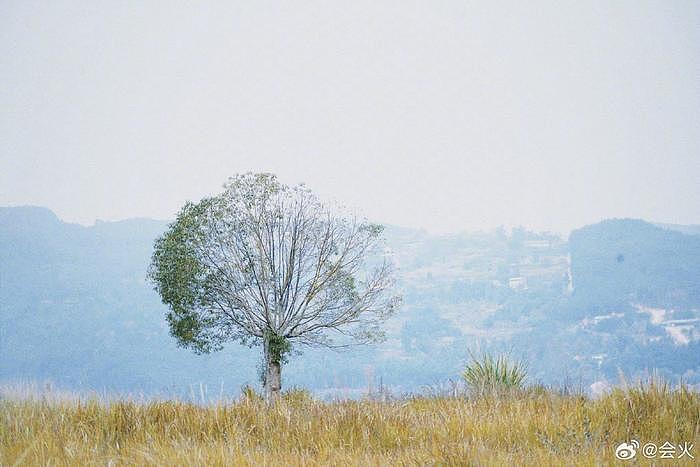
left=265, top=358, right=281, bottom=401
left=263, top=339, right=282, bottom=401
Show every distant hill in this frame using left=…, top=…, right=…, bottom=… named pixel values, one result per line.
left=0, top=206, right=258, bottom=395
left=570, top=218, right=700, bottom=309
left=2, top=207, right=699, bottom=397
left=655, top=222, right=700, bottom=237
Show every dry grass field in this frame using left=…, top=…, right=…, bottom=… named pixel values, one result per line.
left=1, top=383, right=699, bottom=466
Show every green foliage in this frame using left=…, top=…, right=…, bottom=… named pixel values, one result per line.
left=462, top=351, right=528, bottom=395
left=259, top=330, right=292, bottom=386
left=148, top=200, right=221, bottom=353
left=264, top=330, right=292, bottom=365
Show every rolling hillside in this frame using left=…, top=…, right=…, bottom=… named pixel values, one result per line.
left=1, top=207, right=699, bottom=397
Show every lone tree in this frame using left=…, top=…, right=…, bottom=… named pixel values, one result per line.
left=149, top=173, right=399, bottom=400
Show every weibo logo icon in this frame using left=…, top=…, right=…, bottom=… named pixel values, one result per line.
left=615, top=440, right=639, bottom=460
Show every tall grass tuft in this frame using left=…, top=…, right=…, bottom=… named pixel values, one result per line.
left=462, top=351, right=528, bottom=395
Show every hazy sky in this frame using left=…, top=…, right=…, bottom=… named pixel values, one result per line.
left=1, top=1, right=699, bottom=234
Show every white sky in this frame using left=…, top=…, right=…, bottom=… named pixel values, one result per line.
left=1, top=1, right=699, bottom=234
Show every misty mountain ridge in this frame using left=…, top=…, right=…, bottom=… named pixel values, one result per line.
left=1, top=206, right=699, bottom=398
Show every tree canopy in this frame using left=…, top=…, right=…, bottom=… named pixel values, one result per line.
left=148, top=173, right=399, bottom=397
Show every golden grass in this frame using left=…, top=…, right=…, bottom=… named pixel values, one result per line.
left=1, top=384, right=698, bottom=466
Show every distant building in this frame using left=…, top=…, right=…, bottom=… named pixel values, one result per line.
left=508, top=276, right=527, bottom=290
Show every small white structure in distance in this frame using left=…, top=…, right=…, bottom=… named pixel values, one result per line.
left=508, top=276, right=527, bottom=290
